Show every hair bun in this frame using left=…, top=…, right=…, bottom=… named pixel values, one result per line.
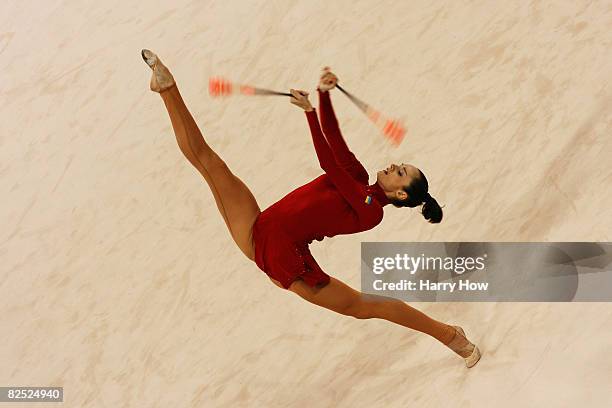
left=421, top=193, right=443, bottom=224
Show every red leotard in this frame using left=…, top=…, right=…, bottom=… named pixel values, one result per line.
left=252, top=90, right=390, bottom=289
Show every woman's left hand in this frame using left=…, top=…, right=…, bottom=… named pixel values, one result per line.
left=289, top=89, right=313, bottom=111
left=318, top=67, right=338, bottom=91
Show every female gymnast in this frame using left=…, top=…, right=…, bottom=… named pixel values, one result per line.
left=141, top=49, right=481, bottom=368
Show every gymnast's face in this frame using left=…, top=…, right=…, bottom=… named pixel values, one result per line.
left=376, top=163, right=420, bottom=201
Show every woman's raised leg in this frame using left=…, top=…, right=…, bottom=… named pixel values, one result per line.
left=144, top=50, right=260, bottom=260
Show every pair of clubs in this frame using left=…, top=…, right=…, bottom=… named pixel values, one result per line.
left=208, top=73, right=406, bottom=146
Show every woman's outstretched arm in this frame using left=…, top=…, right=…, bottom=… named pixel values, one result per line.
left=304, top=109, right=382, bottom=225
left=318, top=89, right=369, bottom=183
left=318, top=69, right=369, bottom=183
left=318, top=89, right=354, bottom=162
left=289, top=89, right=382, bottom=225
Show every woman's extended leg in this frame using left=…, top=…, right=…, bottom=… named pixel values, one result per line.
left=144, top=51, right=260, bottom=260
left=288, top=277, right=482, bottom=367
left=288, top=277, right=456, bottom=344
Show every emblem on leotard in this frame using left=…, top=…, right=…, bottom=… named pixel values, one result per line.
left=365, top=195, right=373, bottom=205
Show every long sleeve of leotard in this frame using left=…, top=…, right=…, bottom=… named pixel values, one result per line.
left=305, top=109, right=382, bottom=224
left=318, top=89, right=369, bottom=184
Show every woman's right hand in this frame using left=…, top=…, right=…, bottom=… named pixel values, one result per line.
left=318, top=67, right=338, bottom=91
left=289, top=89, right=313, bottom=112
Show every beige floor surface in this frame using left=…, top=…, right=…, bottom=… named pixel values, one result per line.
left=1, top=1, right=611, bottom=407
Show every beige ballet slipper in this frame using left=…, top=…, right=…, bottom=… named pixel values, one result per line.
left=141, top=49, right=175, bottom=93
left=447, top=325, right=482, bottom=368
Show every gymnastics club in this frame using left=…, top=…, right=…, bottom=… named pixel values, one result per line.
left=209, top=77, right=292, bottom=97
left=335, top=83, right=406, bottom=147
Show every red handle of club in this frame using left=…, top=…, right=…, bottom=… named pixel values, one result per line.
left=209, top=77, right=291, bottom=97
left=336, top=84, right=405, bottom=146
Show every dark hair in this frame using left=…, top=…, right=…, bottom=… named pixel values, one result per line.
left=391, top=169, right=443, bottom=223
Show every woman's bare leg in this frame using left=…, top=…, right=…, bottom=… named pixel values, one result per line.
left=288, top=277, right=456, bottom=345
left=159, top=84, right=260, bottom=260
